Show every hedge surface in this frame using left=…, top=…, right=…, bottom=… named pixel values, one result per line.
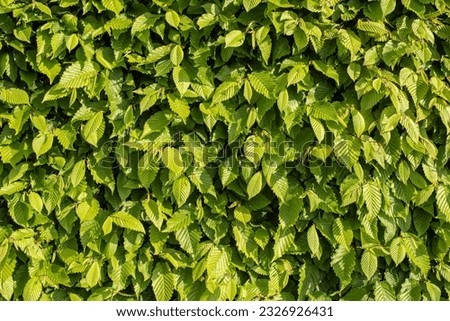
left=0, top=0, right=450, bottom=301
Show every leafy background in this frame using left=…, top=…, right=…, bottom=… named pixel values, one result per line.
left=0, top=0, right=450, bottom=301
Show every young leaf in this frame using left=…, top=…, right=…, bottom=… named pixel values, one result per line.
left=363, top=181, right=382, bottom=216
left=390, top=237, right=406, bottom=266
left=110, top=211, right=145, bottom=233
left=331, top=246, right=356, bottom=287
left=28, top=192, right=43, bottom=213
left=86, top=261, right=101, bottom=288
left=212, top=81, right=242, bottom=104
left=70, top=160, right=86, bottom=187
left=0, top=88, right=29, bottom=105
left=32, top=133, right=53, bottom=158
left=152, top=262, right=175, bottom=301
left=102, top=0, right=124, bottom=15
left=173, top=175, right=191, bottom=207
left=243, top=0, right=261, bottom=11
left=247, top=172, right=263, bottom=200
left=380, top=0, right=396, bottom=17
left=23, top=277, right=42, bottom=301
left=82, top=112, right=105, bottom=147
left=338, top=29, right=361, bottom=60
left=436, top=185, right=450, bottom=222
left=332, top=218, right=353, bottom=250
left=225, top=30, right=245, bottom=48
left=165, top=10, right=180, bottom=29
left=170, top=45, right=184, bottom=66
left=162, top=147, right=185, bottom=174
left=172, top=67, right=190, bottom=97
left=307, top=225, right=322, bottom=259
left=59, top=61, right=98, bottom=88
left=361, top=251, right=377, bottom=279
left=168, top=93, right=190, bottom=119
left=374, top=281, right=396, bottom=301
left=234, top=206, right=251, bottom=224
left=248, top=72, right=277, bottom=98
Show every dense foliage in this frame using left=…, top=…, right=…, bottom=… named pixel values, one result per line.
left=0, top=0, right=450, bottom=301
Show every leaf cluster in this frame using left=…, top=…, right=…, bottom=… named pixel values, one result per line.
left=0, top=0, right=450, bottom=301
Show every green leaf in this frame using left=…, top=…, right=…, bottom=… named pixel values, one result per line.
left=28, top=192, right=43, bottom=213
left=256, top=26, right=272, bottom=64
left=225, top=30, right=245, bottom=48
left=168, top=93, right=190, bottom=119
left=279, top=198, right=302, bottom=228
left=332, top=218, right=353, bottom=250
left=426, top=282, right=441, bottom=301
left=95, top=47, right=115, bottom=70
left=189, top=168, right=216, bottom=197
left=138, top=154, right=158, bottom=188
left=207, top=245, right=231, bottom=277
left=152, top=262, right=175, bottom=301
left=436, top=185, right=450, bottom=222
left=307, top=225, right=322, bottom=259
left=334, top=135, right=360, bottom=170
left=273, top=227, right=295, bottom=261
left=82, top=112, right=105, bottom=147
left=175, top=226, right=201, bottom=255
left=312, top=60, right=340, bottom=85
left=59, top=61, right=98, bottom=88
left=403, top=233, right=430, bottom=275
left=374, top=281, right=396, bottom=301
left=23, top=277, right=42, bottom=301
left=212, top=81, right=242, bottom=104
left=248, top=72, right=277, bottom=98
left=0, top=88, right=29, bottom=105
left=390, top=237, right=406, bottom=266
left=102, top=0, right=123, bottom=15
left=32, top=133, right=53, bottom=158
left=331, top=245, right=356, bottom=287
left=361, top=251, right=377, bottom=279
left=400, top=116, right=420, bottom=143
left=172, top=67, right=190, bottom=97
left=162, top=147, right=185, bottom=174
left=219, top=157, right=238, bottom=187
left=132, top=13, right=158, bottom=36
left=243, top=0, right=261, bottom=11
left=380, top=0, right=396, bottom=17
left=287, top=64, right=307, bottom=86
left=143, top=199, right=164, bottom=230
left=173, top=175, right=191, bottom=207
left=363, top=181, right=382, bottom=216
left=110, top=211, right=145, bottom=233
left=266, top=170, right=289, bottom=202
left=66, top=34, right=79, bottom=52
left=352, top=109, right=365, bottom=137
left=347, top=62, right=361, bottom=81
left=234, top=206, right=251, bottom=224
left=76, top=199, right=100, bottom=221
left=243, top=136, right=265, bottom=165
left=0, top=182, right=27, bottom=196
left=38, top=58, right=62, bottom=84
left=247, top=172, right=263, bottom=200
left=86, top=261, right=101, bottom=288
left=338, top=29, right=361, bottom=60
left=70, top=160, right=86, bottom=187
left=164, top=208, right=193, bottom=232
left=310, top=117, right=325, bottom=143
left=170, top=45, right=184, bottom=66
left=107, top=15, right=132, bottom=31
left=31, top=115, right=47, bottom=132
left=165, top=10, right=180, bottom=29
